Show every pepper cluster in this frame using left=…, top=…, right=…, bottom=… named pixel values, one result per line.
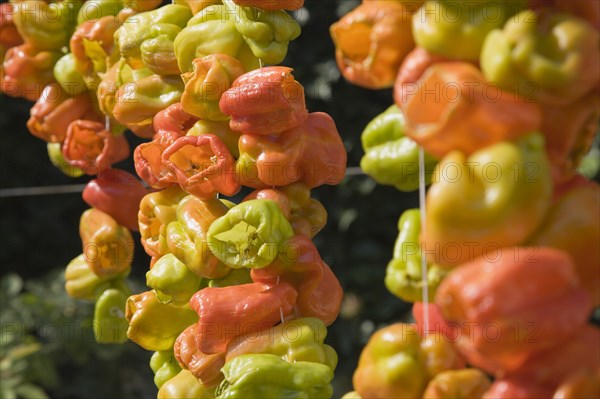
left=332, top=1, right=599, bottom=398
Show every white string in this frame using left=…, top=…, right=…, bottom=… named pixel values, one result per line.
left=418, top=146, right=430, bottom=335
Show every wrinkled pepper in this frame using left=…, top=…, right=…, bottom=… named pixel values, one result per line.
left=53, top=53, right=87, bottom=96
left=151, top=350, right=182, bottom=389
left=94, top=288, right=129, bottom=344
left=481, top=9, right=600, bottom=105
left=140, top=23, right=182, bottom=76
left=207, top=199, right=295, bottom=269
left=47, top=143, right=84, bottom=178
left=435, top=248, right=593, bottom=374
left=236, top=112, right=347, bottom=188
left=385, top=209, right=448, bottom=303
left=219, top=66, right=308, bottom=135
left=126, top=290, right=198, bottom=351
left=157, top=370, right=216, bottom=399
left=216, top=354, right=333, bottom=399
left=146, top=253, right=204, bottom=305
left=424, top=133, right=552, bottom=266
left=330, top=1, right=414, bottom=89
left=64, top=254, right=129, bottom=301
left=175, top=323, right=227, bottom=386
left=360, top=105, right=438, bottom=192
left=187, top=119, right=240, bottom=158
left=423, top=369, right=491, bottom=399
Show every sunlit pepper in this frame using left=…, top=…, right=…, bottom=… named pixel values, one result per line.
left=216, top=354, right=333, bottom=399
left=385, top=209, right=448, bottom=303
left=424, top=134, right=552, bottom=267
left=140, top=24, right=182, bottom=76
left=189, top=282, right=297, bottom=354
left=173, top=5, right=259, bottom=73
left=62, top=120, right=130, bottom=175
left=187, top=119, right=240, bottom=158
left=126, top=290, right=198, bottom=351
left=157, top=370, right=215, bottom=399
left=236, top=112, right=346, bottom=188
left=64, top=254, right=129, bottom=301
left=400, top=62, right=542, bottom=158
left=151, top=350, right=182, bottom=389
left=413, top=0, right=525, bottom=61
left=222, top=0, right=301, bottom=65
left=76, top=0, right=124, bottom=25
left=481, top=10, right=600, bottom=105
left=162, top=135, right=240, bottom=198
left=94, top=288, right=129, bottom=344
left=207, top=199, right=295, bottom=269
left=208, top=269, right=251, bottom=288
left=146, top=254, right=204, bottom=305
left=219, top=66, right=308, bottom=135
left=436, top=248, right=593, bottom=374
left=360, top=105, right=438, bottom=192
left=482, top=378, right=554, bottom=399
left=251, top=236, right=342, bottom=325
left=79, top=208, right=134, bottom=278
left=47, top=143, right=84, bottom=178
left=181, top=54, right=246, bottom=121
left=330, top=1, right=414, bottom=89
left=165, top=195, right=231, bottom=278
left=423, top=369, right=491, bottom=399
left=53, top=53, right=87, bottom=96
left=230, top=0, right=304, bottom=10
left=353, top=323, right=463, bottom=399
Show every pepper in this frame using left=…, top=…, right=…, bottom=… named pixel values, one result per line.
left=236, top=112, right=347, bottom=189
left=126, top=291, right=198, bottom=351
left=412, top=302, right=450, bottom=339
left=150, top=350, right=182, bottom=389
left=360, top=105, right=438, bottom=192
left=550, top=0, right=600, bottom=30
left=0, top=3, right=23, bottom=59
left=216, top=354, right=333, bottom=399
left=208, top=269, right=251, bottom=288
left=79, top=208, right=134, bottom=278
left=94, top=288, right=129, bottom=344
left=481, top=10, right=600, bottom=105
left=62, top=120, right=130, bottom=175
left=341, top=392, right=362, bottom=399
left=53, top=53, right=87, bottom=96
left=138, top=187, right=188, bottom=258
left=413, top=0, right=525, bottom=62
left=553, top=369, right=600, bottom=399
left=64, top=254, right=129, bottom=301
left=219, top=66, right=308, bottom=135
left=401, top=62, right=542, bottom=158
left=222, top=0, right=301, bottom=65
left=424, top=134, right=552, bottom=267
left=482, top=379, right=554, bottom=399
left=165, top=195, right=231, bottom=279
left=181, top=54, right=246, bottom=121
left=207, top=199, right=295, bottom=269
left=423, top=369, right=491, bottom=399
left=47, top=143, right=84, bottom=178
left=155, top=102, right=199, bottom=136
left=157, top=370, right=216, bottom=399
left=187, top=119, right=240, bottom=158
left=173, top=5, right=259, bottom=74
left=251, top=236, right=342, bottom=326
left=162, top=135, right=240, bottom=198
left=120, top=0, right=164, bottom=13
left=330, top=1, right=414, bottom=89
left=76, top=0, right=124, bottom=25
left=146, top=254, right=204, bottom=305
left=140, top=23, right=182, bottom=76
left=435, top=248, right=593, bottom=374
left=230, top=0, right=304, bottom=10
left=188, top=282, right=297, bottom=354
left=353, top=324, right=463, bottom=399
left=385, top=209, right=448, bottom=303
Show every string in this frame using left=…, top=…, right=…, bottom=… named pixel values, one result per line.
left=418, top=146, right=430, bottom=335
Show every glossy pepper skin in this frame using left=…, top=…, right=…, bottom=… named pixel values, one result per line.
left=208, top=269, right=251, bottom=288
left=216, top=354, right=333, bottom=399
left=79, top=208, right=134, bottom=278
left=230, top=0, right=304, bottom=10
left=482, top=378, right=555, bottom=399
left=162, top=135, right=240, bottom=198
left=165, top=195, right=231, bottom=278
left=424, top=134, right=552, bottom=266
left=222, top=0, right=301, bottom=65
left=82, top=169, right=148, bottom=232
left=150, top=350, right=182, bottom=389
left=481, top=10, right=600, bottom=106
left=330, top=1, right=414, bottom=89
left=181, top=54, right=246, bottom=121
left=157, top=370, right=216, bottom=399
left=187, top=119, right=240, bottom=158
left=422, top=369, right=491, bottom=399
left=219, top=67, right=308, bottom=135
left=125, top=290, right=198, bottom=351
left=236, top=112, right=347, bottom=189
left=139, top=22, right=183, bottom=76
left=94, top=288, right=129, bottom=344
left=435, top=248, right=593, bottom=375
left=385, top=209, right=448, bottom=303
left=353, top=324, right=463, bottom=399
left=64, top=254, right=129, bottom=301
left=53, top=53, right=87, bottom=96
left=400, top=62, right=542, bottom=159
left=360, top=105, right=437, bottom=192
left=47, top=143, right=84, bottom=178
left=207, top=199, right=294, bottom=269
left=413, top=0, right=525, bottom=61
left=146, top=253, right=204, bottom=305
left=188, top=282, right=297, bottom=354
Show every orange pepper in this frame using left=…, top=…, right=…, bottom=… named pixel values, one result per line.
left=236, top=112, right=347, bottom=189
left=219, top=66, right=308, bottom=135
left=483, top=378, right=555, bottom=399
left=174, top=324, right=226, bottom=387
left=230, top=0, right=304, bottom=10
left=401, top=62, right=542, bottom=158
left=0, top=3, right=23, bottom=56
left=62, top=120, right=130, bottom=175
left=330, top=1, right=414, bottom=89
left=423, top=369, right=491, bottom=399
left=553, top=369, right=600, bottom=399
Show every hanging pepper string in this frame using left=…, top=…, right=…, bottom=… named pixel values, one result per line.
left=418, top=146, right=430, bottom=334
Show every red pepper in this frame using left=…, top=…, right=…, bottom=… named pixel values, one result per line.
left=0, top=3, right=23, bottom=54
left=483, top=378, right=555, bottom=399
left=174, top=324, right=226, bottom=387
left=412, top=302, right=452, bottom=340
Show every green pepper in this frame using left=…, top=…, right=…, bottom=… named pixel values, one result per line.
left=64, top=254, right=129, bottom=300
left=341, top=393, right=362, bottom=399
left=140, top=23, right=182, bottom=76
left=77, top=0, right=123, bottom=25
left=360, top=105, right=437, bottom=192
left=216, top=354, right=334, bottom=399
left=208, top=268, right=252, bottom=288
left=207, top=199, right=294, bottom=269
left=413, top=0, right=526, bottom=61
left=187, top=119, right=240, bottom=158
left=158, top=370, right=216, bottom=399
left=385, top=209, right=448, bottom=303
left=146, top=254, right=204, bottom=305
left=151, top=350, right=182, bottom=389
left=53, top=53, right=87, bottom=96
left=222, top=0, right=301, bottom=65
left=94, top=288, right=129, bottom=344
left=481, top=10, right=600, bottom=105
left=48, top=143, right=84, bottom=178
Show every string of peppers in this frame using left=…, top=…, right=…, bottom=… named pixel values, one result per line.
left=2, top=0, right=349, bottom=397
left=330, top=0, right=599, bottom=398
